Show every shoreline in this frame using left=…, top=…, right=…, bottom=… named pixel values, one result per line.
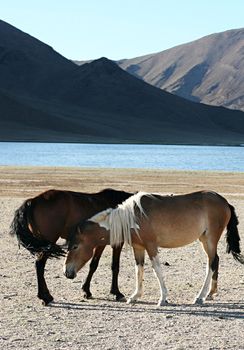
left=0, top=166, right=243, bottom=198
left=1, top=140, right=244, bottom=147
left=1, top=165, right=243, bottom=171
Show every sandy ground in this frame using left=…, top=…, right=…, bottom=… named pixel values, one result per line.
left=0, top=167, right=244, bottom=350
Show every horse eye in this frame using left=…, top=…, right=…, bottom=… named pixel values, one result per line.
left=72, top=244, right=79, bottom=250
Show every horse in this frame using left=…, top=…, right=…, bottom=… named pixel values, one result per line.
left=10, top=188, right=133, bottom=305
left=64, top=190, right=244, bottom=306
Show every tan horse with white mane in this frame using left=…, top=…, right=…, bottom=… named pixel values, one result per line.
left=64, top=191, right=244, bottom=305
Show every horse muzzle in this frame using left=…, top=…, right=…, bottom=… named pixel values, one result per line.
left=64, top=265, right=77, bottom=279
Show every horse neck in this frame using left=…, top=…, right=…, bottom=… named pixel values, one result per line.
left=89, top=207, right=131, bottom=247
left=97, top=192, right=148, bottom=247
left=109, top=206, right=139, bottom=247
left=84, top=221, right=111, bottom=247
left=98, top=227, right=111, bottom=246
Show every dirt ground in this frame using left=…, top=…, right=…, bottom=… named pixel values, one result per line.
left=0, top=167, right=244, bottom=350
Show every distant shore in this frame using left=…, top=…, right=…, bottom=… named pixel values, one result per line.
left=0, top=139, right=244, bottom=147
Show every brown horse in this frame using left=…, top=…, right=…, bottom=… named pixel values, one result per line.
left=64, top=191, right=244, bottom=305
left=10, top=188, right=133, bottom=305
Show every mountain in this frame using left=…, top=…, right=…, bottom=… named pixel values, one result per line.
left=117, top=29, right=244, bottom=112
left=0, top=20, right=244, bottom=145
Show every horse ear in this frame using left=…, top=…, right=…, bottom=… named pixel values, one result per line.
left=76, top=220, right=87, bottom=235
left=77, top=221, right=95, bottom=234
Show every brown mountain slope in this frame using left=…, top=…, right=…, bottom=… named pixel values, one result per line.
left=118, top=28, right=244, bottom=111
left=0, top=20, right=244, bottom=144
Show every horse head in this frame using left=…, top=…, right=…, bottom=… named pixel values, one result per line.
left=64, top=220, right=108, bottom=279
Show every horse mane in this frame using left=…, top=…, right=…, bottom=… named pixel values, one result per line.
left=90, top=192, right=151, bottom=247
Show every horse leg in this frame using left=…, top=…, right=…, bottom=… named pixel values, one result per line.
left=206, top=254, right=219, bottom=300
left=81, top=245, right=105, bottom=299
left=150, top=253, right=168, bottom=306
left=35, top=253, right=53, bottom=305
left=127, top=247, right=145, bottom=304
left=195, top=236, right=218, bottom=304
left=110, top=244, right=126, bottom=301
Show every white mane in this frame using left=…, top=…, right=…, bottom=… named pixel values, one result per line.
left=90, top=192, right=151, bottom=247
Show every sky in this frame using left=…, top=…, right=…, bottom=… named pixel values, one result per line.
left=1, top=1, right=244, bottom=61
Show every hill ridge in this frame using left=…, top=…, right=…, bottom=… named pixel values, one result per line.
left=117, top=28, right=244, bottom=111
left=0, top=20, right=244, bottom=145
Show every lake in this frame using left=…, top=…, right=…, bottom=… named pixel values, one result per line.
left=0, top=142, right=243, bottom=171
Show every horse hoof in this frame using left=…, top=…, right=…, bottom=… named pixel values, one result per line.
left=116, top=293, right=126, bottom=302
left=158, top=300, right=169, bottom=307
left=40, top=295, right=54, bottom=306
left=127, top=298, right=136, bottom=305
left=83, top=292, right=92, bottom=299
left=37, top=294, right=53, bottom=306
left=194, top=298, right=204, bottom=305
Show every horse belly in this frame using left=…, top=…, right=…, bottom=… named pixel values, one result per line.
left=157, top=229, right=202, bottom=248
left=150, top=213, right=206, bottom=249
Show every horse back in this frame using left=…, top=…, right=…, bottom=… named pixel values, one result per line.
left=142, top=190, right=229, bottom=215
left=138, top=191, right=230, bottom=248
left=32, top=188, right=133, bottom=241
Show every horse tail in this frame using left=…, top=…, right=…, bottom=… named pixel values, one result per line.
left=10, top=198, right=65, bottom=258
left=226, top=204, right=244, bottom=264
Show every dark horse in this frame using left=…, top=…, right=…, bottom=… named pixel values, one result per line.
left=10, top=188, right=132, bottom=305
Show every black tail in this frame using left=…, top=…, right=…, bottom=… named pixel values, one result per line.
left=226, top=204, right=244, bottom=264
left=10, top=199, right=65, bottom=258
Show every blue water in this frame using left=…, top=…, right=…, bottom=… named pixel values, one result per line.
left=0, top=142, right=243, bottom=171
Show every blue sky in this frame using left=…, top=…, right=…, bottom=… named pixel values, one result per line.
left=1, top=1, right=244, bottom=60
